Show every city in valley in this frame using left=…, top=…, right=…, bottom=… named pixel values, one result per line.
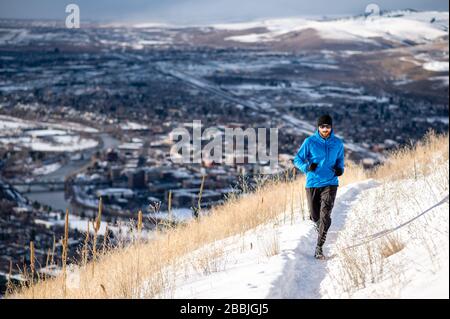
left=0, top=10, right=448, bottom=293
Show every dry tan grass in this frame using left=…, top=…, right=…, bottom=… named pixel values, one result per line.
left=331, top=233, right=408, bottom=295
left=336, top=243, right=383, bottom=289
left=369, top=130, right=449, bottom=181
left=379, top=235, right=406, bottom=259
left=258, top=227, right=281, bottom=258
left=12, top=132, right=447, bottom=299
left=188, top=244, right=227, bottom=276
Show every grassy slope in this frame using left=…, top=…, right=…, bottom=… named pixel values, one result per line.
left=9, top=131, right=448, bottom=298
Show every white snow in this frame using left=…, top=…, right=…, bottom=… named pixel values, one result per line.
left=132, top=22, right=171, bottom=28
left=0, top=115, right=98, bottom=153
left=120, top=121, right=149, bottom=130
left=69, top=217, right=109, bottom=236
left=138, top=39, right=172, bottom=46
left=423, top=61, right=449, bottom=72
left=26, top=129, right=67, bottom=137
left=33, top=162, right=62, bottom=175
left=0, top=115, right=99, bottom=152
left=0, top=115, right=98, bottom=134
left=412, top=116, right=449, bottom=125
left=0, top=135, right=98, bottom=152
left=394, top=78, right=415, bottom=86
left=0, top=115, right=33, bottom=131
left=148, top=208, right=198, bottom=223
left=219, top=11, right=449, bottom=45
left=118, top=142, right=143, bottom=150
left=297, top=62, right=339, bottom=70
left=225, top=33, right=275, bottom=43
left=400, top=265, right=449, bottom=298
left=37, top=214, right=110, bottom=236
left=96, top=188, right=134, bottom=197
left=46, top=122, right=98, bottom=133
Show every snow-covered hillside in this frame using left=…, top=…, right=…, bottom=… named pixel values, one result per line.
left=150, top=160, right=449, bottom=299
left=213, top=10, right=449, bottom=45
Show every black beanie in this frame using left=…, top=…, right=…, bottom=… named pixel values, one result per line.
left=317, top=114, right=333, bottom=127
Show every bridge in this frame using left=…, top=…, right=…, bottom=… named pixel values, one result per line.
left=11, top=179, right=109, bottom=193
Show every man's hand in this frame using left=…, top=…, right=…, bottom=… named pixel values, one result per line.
left=308, top=163, right=318, bottom=172
left=334, top=166, right=343, bottom=177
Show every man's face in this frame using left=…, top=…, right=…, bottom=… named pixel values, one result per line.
left=318, top=124, right=332, bottom=138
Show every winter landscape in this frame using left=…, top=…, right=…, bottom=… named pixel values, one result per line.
left=0, top=1, right=448, bottom=300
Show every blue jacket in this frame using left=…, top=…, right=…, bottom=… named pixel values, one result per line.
left=293, top=129, right=344, bottom=188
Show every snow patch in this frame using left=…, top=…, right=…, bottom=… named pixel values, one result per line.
left=423, top=61, right=449, bottom=72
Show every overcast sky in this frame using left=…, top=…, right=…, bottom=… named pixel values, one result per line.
left=0, top=0, right=448, bottom=24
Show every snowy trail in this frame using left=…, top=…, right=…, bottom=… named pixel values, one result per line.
left=169, top=179, right=380, bottom=299
left=152, top=172, right=448, bottom=299
left=266, top=179, right=379, bottom=298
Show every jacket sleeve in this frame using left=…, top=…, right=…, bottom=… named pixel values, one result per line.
left=293, top=139, right=310, bottom=174
left=335, top=142, right=345, bottom=173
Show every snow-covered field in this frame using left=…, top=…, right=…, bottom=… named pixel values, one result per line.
left=0, top=115, right=99, bottom=152
left=146, top=161, right=449, bottom=299
left=423, top=61, right=449, bottom=72
left=0, top=135, right=98, bottom=152
left=0, top=115, right=98, bottom=134
left=35, top=211, right=140, bottom=239
left=119, top=121, right=149, bottom=131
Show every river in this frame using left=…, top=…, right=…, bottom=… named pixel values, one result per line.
left=17, top=133, right=120, bottom=212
